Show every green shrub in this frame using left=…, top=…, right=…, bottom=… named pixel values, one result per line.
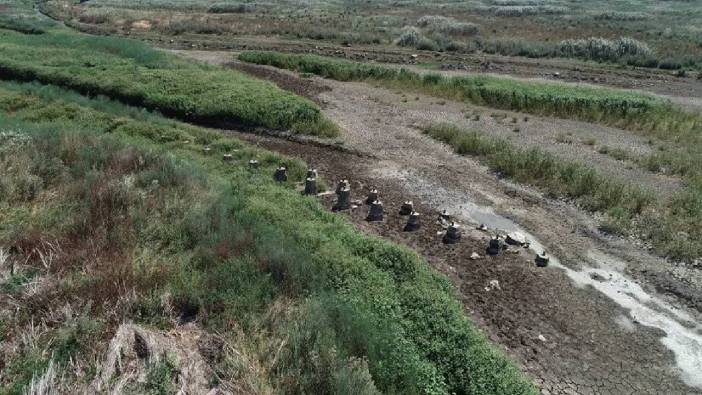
left=142, top=356, right=179, bottom=395
left=416, top=36, right=439, bottom=51
left=207, top=2, right=255, bottom=13
left=659, top=57, right=684, bottom=70
left=423, top=122, right=653, bottom=216
left=593, top=12, right=649, bottom=21
left=417, top=16, right=479, bottom=36
left=479, top=38, right=554, bottom=58
left=492, top=5, right=566, bottom=17
left=397, top=27, right=421, bottom=47
left=558, top=37, right=653, bottom=63
left=0, top=15, right=52, bottom=35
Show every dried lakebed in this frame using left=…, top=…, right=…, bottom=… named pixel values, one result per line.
left=175, top=50, right=702, bottom=394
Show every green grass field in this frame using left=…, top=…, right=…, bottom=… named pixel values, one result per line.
left=0, top=29, right=337, bottom=136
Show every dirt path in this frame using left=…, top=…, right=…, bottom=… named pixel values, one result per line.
left=175, top=50, right=702, bottom=394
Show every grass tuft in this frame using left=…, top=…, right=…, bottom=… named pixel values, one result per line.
left=423, top=122, right=653, bottom=215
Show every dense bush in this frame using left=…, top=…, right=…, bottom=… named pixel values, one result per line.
left=417, top=15, right=479, bottom=36
left=165, top=17, right=234, bottom=35
left=491, top=5, right=566, bottom=17
left=416, top=36, right=439, bottom=51
left=397, top=27, right=448, bottom=51
left=593, top=12, right=649, bottom=21
left=207, top=2, right=255, bottom=13
left=479, top=38, right=554, bottom=58
left=0, top=15, right=52, bottom=34
left=396, top=27, right=421, bottom=47
left=558, top=37, right=653, bottom=63
left=476, top=36, right=666, bottom=67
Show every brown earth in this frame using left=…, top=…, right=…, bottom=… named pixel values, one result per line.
left=229, top=61, right=331, bottom=106
left=165, top=50, right=702, bottom=394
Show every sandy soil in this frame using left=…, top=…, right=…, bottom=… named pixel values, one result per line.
left=174, top=50, right=702, bottom=394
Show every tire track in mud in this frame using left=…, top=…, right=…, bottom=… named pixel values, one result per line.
left=176, top=50, right=702, bottom=394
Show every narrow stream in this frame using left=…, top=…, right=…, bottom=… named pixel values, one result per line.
left=374, top=165, right=702, bottom=388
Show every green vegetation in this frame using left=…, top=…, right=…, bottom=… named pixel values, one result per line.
left=423, top=123, right=653, bottom=215
left=557, top=37, right=652, bottom=63
left=423, top=122, right=702, bottom=262
left=239, top=51, right=702, bottom=141
left=0, top=15, right=53, bottom=34
left=597, top=145, right=633, bottom=162
left=581, top=137, right=596, bottom=146
left=0, top=82, right=535, bottom=393
left=554, top=133, right=574, bottom=144
left=42, top=0, right=702, bottom=69
left=207, top=2, right=254, bottom=13
left=0, top=29, right=337, bottom=136
left=141, top=356, right=179, bottom=395
left=416, top=16, right=479, bottom=37
left=478, top=36, right=659, bottom=66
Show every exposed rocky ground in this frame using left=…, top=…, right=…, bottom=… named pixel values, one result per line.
left=174, top=50, right=702, bottom=394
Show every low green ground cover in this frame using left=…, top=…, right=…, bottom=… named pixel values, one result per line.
left=0, top=29, right=337, bottom=136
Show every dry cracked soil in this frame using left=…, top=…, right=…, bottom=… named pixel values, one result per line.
left=173, top=49, right=702, bottom=395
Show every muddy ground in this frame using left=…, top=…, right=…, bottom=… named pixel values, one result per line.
left=164, top=50, right=702, bottom=394
left=233, top=131, right=699, bottom=395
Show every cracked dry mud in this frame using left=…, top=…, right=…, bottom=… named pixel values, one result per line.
left=176, top=50, right=702, bottom=394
